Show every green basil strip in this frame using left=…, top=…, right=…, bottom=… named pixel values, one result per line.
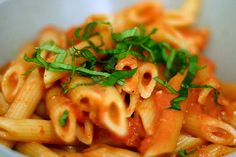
left=59, top=110, right=69, bottom=127
left=154, top=77, right=178, bottom=94
left=169, top=55, right=199, bottom=110
left=100, top=68, right=138, bottom=86
left=189, top=84, right=220, bottom=105
left=112, top=27, right=140, bottom=41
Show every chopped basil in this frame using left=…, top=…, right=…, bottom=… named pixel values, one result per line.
left=74, top=21, right=111, bottom=41
left=100, top=68, right=138, bottom=86
left=22, top=65, right=40, bottom=76
left=24, top=22, right=218, bottom=109
left=154, top=77, right=178, bottom=94
left=79, top=49, right=97, bottom=69
left=178, top=149, right=197, bottom=157
left=178, top=150, right=188, bottom=157
left=74, top=27, right=81, bottom=39
left=40, top=41, right=66, bottom=54
left=169, top=55, right=198, bottom=110
left=59, top=110, right=69, bottom=127
left=189, top=84, right=220, bottom=105
left=112, top=27, right=140, bottom=41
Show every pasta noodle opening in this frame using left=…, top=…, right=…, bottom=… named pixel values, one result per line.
left=208, top=126, right=234, bottom=144
left=76, top=120, right=93, bottom=145
left=80, top=97, right=90, bottom=107
left=1, top=64, right=25, bottom=102
left=123, top=66, right=132, bottom=71
left=8, top=72, right=18, bottom=90
left=108, top=102, right=120, bottom=125
left=142, top=72, right=152, bottom=86
left=124, top=93, right=131, bottom=108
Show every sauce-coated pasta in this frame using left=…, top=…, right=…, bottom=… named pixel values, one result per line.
left=1, top=0, right=236, bottom=157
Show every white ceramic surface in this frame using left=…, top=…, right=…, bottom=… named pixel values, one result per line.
left=0, top=0, right=236, bottom=156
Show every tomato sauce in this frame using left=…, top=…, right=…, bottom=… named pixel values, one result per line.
left=109, top=117, right=145, bottom=148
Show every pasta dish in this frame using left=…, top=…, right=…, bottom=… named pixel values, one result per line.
left=1, top=0, right=236, bottom=156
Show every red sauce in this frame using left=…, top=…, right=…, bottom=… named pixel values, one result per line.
left=202, top=92, right=224, bottom=118
left=186, top=88, right=223, bottom=118
left=139, top=136, right=152, bottom=154
left=154, top=90, right=176, bottom=110
left=74, top=108, right=86, bottom=123
left=109, top=117, right=145, bottom=147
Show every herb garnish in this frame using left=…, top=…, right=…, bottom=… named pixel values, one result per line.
left=24, top=21, right=220, bottom=110
left=59, top=110, right=69, bottom=127
left=154, top=77, right=178, bottom=94
left=178, top=149, right=188, bottom=157
left=189, top=84, right=220, bottom=105
left=178, top=149, right=197, bottom=157
left=22, top=65, right=40, bottom=76
left=154, top=54, right=220, bottom=110
left=169, top=55, right=199, bottom=110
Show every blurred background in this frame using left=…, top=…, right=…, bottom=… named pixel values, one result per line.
left=0, top=0, right=235, bottom=82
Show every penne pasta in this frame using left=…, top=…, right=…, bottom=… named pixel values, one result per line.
left=17, top=41, right=36, bottom=64
left=44, top=70, right=68, bottom=88
left=126, top=2, right=163, bottom=25
left=46, top=86, right=77, bottom=143
left=82, top=144, right=141, bottom=157
left=68, top=76, right=128, bottom=136
left=184, top=111, right=236, bottom=146
left=76, top=119, right=94, bottom=145
left=115, top=55, right=139, bottom=93
left=120, top=91, right=139, bottom=118
left=15, top=142, right=60, bottom=157
left=31, top=114, right=43, bottom=119
left=38, top=26, right=69, bottom=88
left=147, top=22, right=188, bottom=50
left=165, top=0, right=201, bottom=27
left=180, top=28, right=209, bottom=54
left=37, top=25, right=67, bottom=48
left=0, top=69, right=44, bottom=148
left=168, top=72, right=186, bottom=91
left=136, top=97, right=157, bottom=135
left=1, top=61, right=26, bottom=103
left=221, top=101, right=236, bottom=129
left=138, top=62, right=158, bottom=99
left=0, top=92, right=9, bottom=115
left=4, top=69, right=43, bottom=119
left=98, top=86, right=128, bottom=137
left=140, top=109, right=184, bottom=157
left=175, top=133, right=206, bottom=152
left=188, top=144, right=236, bottom=157
left=113, top=1, right=164, bottom=32
left=43, top=52, right=72, bottom=88
left=68, top=76, right=103, bottom=112
left=198, top=78, right=220, bottom=105
left=50, top=148, right=83, bottom=157
left=1, top=1, right=235, bottom=156
left=0, top=117, right=62, bottom=144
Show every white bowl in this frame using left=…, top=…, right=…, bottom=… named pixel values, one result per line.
left=0, top=0, right=235, bottom=156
